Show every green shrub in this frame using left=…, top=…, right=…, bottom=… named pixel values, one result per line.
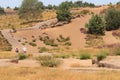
left=64, top=42, right=72, bottom=46
left=85, top=14, right=105, bottom=35
left=56, top=2, right=72, bottom=22
left=115, top=49, right=120, bottom=55
left=105, top=7, right=120, bottom=31
left=32, top=39, right=36, bottom=42
left=96, top=53, right=107, bottom=61
left=44, top=39, right=58, bottom=47
left=29, top=42, right=37, bottom=47
left=57, top=35, right=70, bottom=42
left=36, top=56, right=61, bottom=67
left=80, top=53, right=91, bottom=60
left=39, top=47, right=49, bottom=53
left=18, top=53, right=27, bottom=60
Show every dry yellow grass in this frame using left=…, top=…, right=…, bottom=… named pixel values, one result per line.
left=0, top=10, right=56, bottom=29
left=0, top=15, right=26, bottom=29
left=0, top=67, right=120, bottom=80
left=41, top=10, right=56, bottom=20
left=0, top=51, right=16, bottom=59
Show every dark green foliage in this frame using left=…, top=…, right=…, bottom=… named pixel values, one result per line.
left=73, top=1, right=95, bottom=8
left=56, top=1, right=72, bottom=22
left=19, top=0, right=44, bottom=20
left=57, top=35, right=70, bottom=42
left=114, top=49, right=120, bottom=55
left=29, top=42, right=37, bottom=47
left=44, top=39, right=58, bottom=47
left=64, top=42, right=72, bottom=46
left=80, top=53, right=91, bottom=60
left=0, top=7, right=5, bottom=15
left=18, top=53, right=27, bottom=60
left=32, top=39, right=36, bottom=42
left=86, top=14, right=105, bottom=35
left=96, top=53, right=107, bottom=61
left=46, top=4, right=53, bottom=10
left=14, top=7, right=19, bottom=10
left=117, top=1, right=120, bottom=5
left=105, top=7, right=120, bottom=31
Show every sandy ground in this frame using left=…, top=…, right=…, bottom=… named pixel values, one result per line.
left=11, top=6, right=111, bottom=53
left=1, top=6, right=120, bottom=70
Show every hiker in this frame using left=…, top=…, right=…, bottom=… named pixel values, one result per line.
left=15, top=48, right=19, bottom=53
left=22, top=46, right=27, bottom=53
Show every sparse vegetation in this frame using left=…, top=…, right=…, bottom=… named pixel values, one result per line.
left=85, top=34, right=104, bottom=47
left=114, top=49, right=120, bottom=56
left=80, top=53, right=91, bottom=60
left=18, top=53, right=27, bottom=60
left=0, top=31, right=12, bottom=51
left=36, top=55, right=62, bottom=67
left=80, top=10, right=90, bottom=15
left=29, top=42, right=37, bottom=47
left=96, top=52, right=107, bottom=61
left=39, top=47, right=49, bottom=53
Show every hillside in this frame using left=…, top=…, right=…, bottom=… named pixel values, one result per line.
left=8, top=6, right=113, bottom=53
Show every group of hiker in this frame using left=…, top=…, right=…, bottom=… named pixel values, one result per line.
left=15, top=46, right=27, bottom=53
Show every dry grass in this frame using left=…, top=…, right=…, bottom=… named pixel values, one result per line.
left=0, top=51, right=16, bottom=59
left=0, top=31, right=12, bottom=51
left=0, top=15, right=26, bottom=29
left=41, top=10, right=56, bottom=20
left=0, top=10, right=56, bottom=29
left=0, top=67, right=120, bottom=80
left=70, top=63, right=81, bottom=67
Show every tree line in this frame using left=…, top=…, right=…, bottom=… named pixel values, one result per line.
left=86, top=7, right=120, bottom=35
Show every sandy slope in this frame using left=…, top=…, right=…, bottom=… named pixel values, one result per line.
left=13, top=15, right=91, bottom=53
left=6, top=6, right=119, bottom=53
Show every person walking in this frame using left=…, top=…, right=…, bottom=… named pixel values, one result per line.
left=22, top=46, right=27, bottom=53
left=15, top=48, right=19, bottom=53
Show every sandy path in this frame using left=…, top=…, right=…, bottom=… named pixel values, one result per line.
left=1, top=30, right=23, bottom=52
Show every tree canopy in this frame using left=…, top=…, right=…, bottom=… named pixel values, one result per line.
left=86, top=14, right=105, bottom=35
left=105, top=7, right=120, bottom=31
left=56, top=1, right=72, bottom=22
left=0, top=7, right=5, bottom=15
left=19, top=0, right=44, bottom=20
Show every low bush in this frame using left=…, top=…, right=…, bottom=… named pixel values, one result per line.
left=32, top=39, right=36, bottom=42
left=18, top=53, right=27, bottom=60
left=114, top=49, right=120, bottom=55
left=36, top=56, right=61, bottom=67
left=80, top=53, right=91, bottom=60
left=29, top=42, right=37, bottom=47
left=39, top=47, right=49, bottom=53
left=96, top=53, right=107, bottom=62
left=64, top=42, right=72, bottom=46
left=57, top=35, right=70, bottom=42
left=44, top=39, right=58, bottom=47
